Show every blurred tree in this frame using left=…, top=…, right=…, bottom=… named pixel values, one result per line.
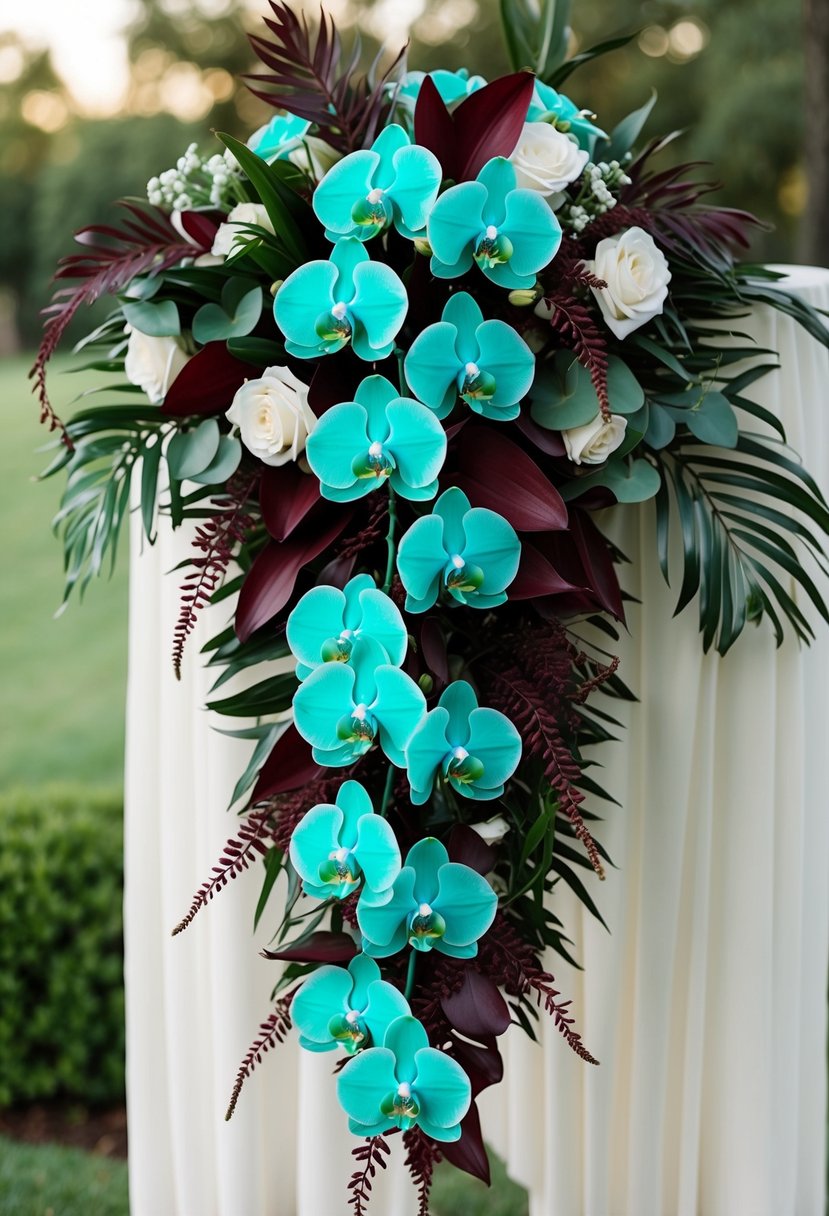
left=803, top=0, right=829, bottom=264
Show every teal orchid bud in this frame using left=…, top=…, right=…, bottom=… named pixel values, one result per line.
left=286, top=574, right=408, bottom=681
left=293, top=954, right=410, bottom=1055
left=526, top=80, right=606, bottom=153
left=405, top=292, right=535, bottom=422
left=305, top=374, right=447, bottom=503
left=274, top=237, right=407, bottom=361
left=337, top=1014, right=471, bottom=1140
left=357, top=837, right=498, bottom=960
left=427, top=157, right=562, bottom=290
left=396, top=487, right=521, bottom=613
left=313, top=125, right=442, bottom=243
left=292, top=636, right=426, bottom=767
left=405, top=680, right=522, bottom=806
left=289, top=780, right=401, bottom=901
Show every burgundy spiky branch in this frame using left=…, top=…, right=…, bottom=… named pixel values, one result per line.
left=171, top=805, right=275, bottom=936
left=348, top=1135, right=393, bottom=1215
left=541, top=253, right=611, bottom=420
left=29, top=202, right=193, bottom=447
left=171, top=470, right=259, bottom=679
left=225, top=987, right=298, bottom=1121
left=403, top=1128, right=442, bottom=1216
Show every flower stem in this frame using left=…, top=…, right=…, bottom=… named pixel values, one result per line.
left=379, top=764, right=395, bottom=818
left=404, top=949, right=418, bottom=1001
left=382, top=486, right=397, bottom=594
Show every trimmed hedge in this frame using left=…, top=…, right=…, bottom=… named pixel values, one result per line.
left=0, top=788, right=124, bottom=1106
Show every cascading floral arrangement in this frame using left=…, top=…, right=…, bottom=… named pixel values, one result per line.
left=31, top=1, right=829, bottom=1209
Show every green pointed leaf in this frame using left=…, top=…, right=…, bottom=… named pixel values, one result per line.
left=166, top=418, right=221, bottom=480
left=122, top=298, right=181, bottom=338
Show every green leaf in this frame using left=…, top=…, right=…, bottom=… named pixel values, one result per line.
left=667, top=390, right=739, bottom=448
left=140, top=436, right=163, bottom=540
left=188, top=435, right=243, bottom=485
left=206, top=672, right=298, bottom=717
left=644, top=401, right=676, bottom=449
left=594, top=90, right=656, bottom=161
left=226, top=336, right=285, bottom=367
left=254, top=848, right=285, bottom=931
left=122, top=298, right=181, bottom=337
left=547, top=31, right=638, bottom=87
left=191, top=279, right=263, bottom=345
left=561, top=457, right=660, bottom=504
left=219, top=132, right=309, bottom=266
left=531, top=353, right=644, bottom=430
left=166, top=418, right=221, bottom=480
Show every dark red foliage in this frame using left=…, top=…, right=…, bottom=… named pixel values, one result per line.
left=162, top=342, right=259, bottom=418
left=403, top=1128, right=443, bottom=1215
left=267, top=768, right=349, bottom=849
left=172, top=471, right=259, bottom=678
left=262, top=931, right=358, bottom=964
left=446, top=824, right=496, bottom=876
left=252, top=724, right=323, bottom=802
left=415, top=71, right=535, bottom=181
left=246, top=2, right=405, bottom=153
left=439, top=1102, right=491, bottom=1185
left=347, top=1135, right=392, bottom=1215
left=440, top=969, right=511, bottom=1041
left=176, top=209, right=222, bottom=248
left=225, top=987, right=297, bottom=1120
left=30, top=201, right=193, bottom=445
left=259, top=463, right=321, bottom=541
left=539, top=253, right=611, bottom=420
left=453, top=425, right=568, bottom=532
left=510, top=539, right=578, bottom=600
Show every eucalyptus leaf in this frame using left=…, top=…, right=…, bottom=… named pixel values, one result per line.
left=561, top=457, right=661, bottom=503
left=122, top=298, right=181, bottom=338
left=192, top=280, right=263, bottom=345
left=166, top=418, right=221, bottom=480
left=531, top=353, right=645, bottom=430
left=645, top=401, right=676, bottom=449
left=682, top=391, right=739, bottom=448
left=188, top=434, right=243, bottom=485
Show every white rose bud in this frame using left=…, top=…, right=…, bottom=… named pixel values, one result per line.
left=226, top=366, right=317, bottom=467
left=563, top=413, right=627, bottom=465
left=286, top=135, right=341, bottom=181
left=211, top=202, right=275, bottom=259
left=585, top=226, right=671, bottom=340
left=510, top=122, right=589, bottom=200
left=124, top=327, right=191, bottom=404
left=469, top=816, right=511, bottom=847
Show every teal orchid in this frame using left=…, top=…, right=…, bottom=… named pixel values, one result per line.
left=286, top=574, right=407, bottom=681
left=405, top=681, right=522, bottom=806
left=396, top=487, right=521, bottom=613
left=248, top=112, right=311, bottom=162
left=305, top=374, right=447, bottom=502
left=404, top=291, right=535, bottom=421
left=289, top=780, right=401, bottom=901
left=274, top=238, right=407, bottom=360
left=357, top=837, right=498, bottom=959
left=292, top=954, right=410, bottom=1055
left=313, top=124, right=442, bottom=242
left=397, top=68, right=487, bottom=109
left=292, top=636, right=426, bottom=767
left=427, top=157, right=562, bottom=289
left=527, top=81, right=605, bottom=152
left=337, top=1014, right=471, bottom=1140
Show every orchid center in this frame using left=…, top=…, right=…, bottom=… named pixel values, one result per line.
left=320, top=630, right=354, bottom=663
left=328, top=1009, right=368, bottom=1054
left=352, top=440, right=395, bottom=481
left=318, top=846, right=360, bottom=886
left=380, top=1083, right=421, bottom=1128
left=408, top=902, right=446, bottom=949
left=474, top=226, right=514, bottom=270
left=460, top=361, right=497, bottom=403
left=445, top=747, right=486, bottom=787
left=315, top=300, right=352, bottom=345
left=445, top=555, right=485, bottom=595
left=351, top=187, right=390, bottom=235
left=336, top=703, right=376, bottom=749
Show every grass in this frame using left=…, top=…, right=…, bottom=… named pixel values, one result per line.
left=0, top=355, right=127, bottom=789
left=0, top=1136, right=129, bottom=1216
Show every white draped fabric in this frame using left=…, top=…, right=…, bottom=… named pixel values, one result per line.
left=125, top=265, right=829, bottom=1216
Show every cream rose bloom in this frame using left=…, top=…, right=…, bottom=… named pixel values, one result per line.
left=469, top=816, right=511, bottom=847
left=211, top=203, right=275, bottom=259
left=563, top=413, right=627, bottom=465
left=226, top=366, right=317, bottom=466
left=124, top=327, right=191, bottom=404
left=510, top=122, right=589, bottom=199
left=285, top=135, right=341, bottom=182
left=586, top=226, right=671, bottom=340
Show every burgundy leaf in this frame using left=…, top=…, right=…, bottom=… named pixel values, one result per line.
left=316, top=551, right=358, bottom=589
left=162, top=342, right=258, bottom=417
left=454, top=72, right=535, bottom=180
left=262, top=931, right=358, bottom=963
left=449, top=1038, right=504, bottom=1098
left=446, top=824, right=495, bottom=875
left=455, top=426, right=568, bottom=531
left=413, top=75, right=456, bottom=178
left=235, top=509, right=352, bottom=641
left=570, top=509, right=624, bottom=620
left=510, top=539, right=577, bottom=600
left=178, top=209, right=221, bottom=248
left=253, top=723, right=322, bottom=799
left=514, top=407, right=567, bottom=457
left=259, top=463, right=321, bottom=542
left=441, top=969, right=511, bottom=1041
left=439, top=1102, right=491, bottom=1184
left=308, top=355, right=361, bottom=415
left=420, top=617, right=449, bottom=687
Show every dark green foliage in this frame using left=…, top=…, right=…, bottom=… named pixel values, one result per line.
left=0, top=788, right=124, bottom=1107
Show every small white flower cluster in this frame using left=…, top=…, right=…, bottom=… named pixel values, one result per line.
left=147, top=143, right=241, bottom=212
left=561, top=159, right=633, bottom=235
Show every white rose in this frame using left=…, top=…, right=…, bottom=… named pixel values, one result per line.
left=510, top=122, right=589, bottom=199
left=211, top=203, right=275, bottom=259
left=124, top=327, right=191, bottom=404
left=226, top=365, right=317, bottom=466
left=586, top=226, right=671, bottom=340
left=563, top=414, right=627, bottom=465
left=285, top=136, right=341, bottom=182
left=469, top=816, right=511, bottom=847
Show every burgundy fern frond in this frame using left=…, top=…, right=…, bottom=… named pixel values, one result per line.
left=30, top=201, right=193, bottom=446
left=171, top=806, right=275, bottom=936
left=225, top=987, right=298, bottom=1120
left=172, top=471, right=259, bottom=678
left=403, top=1129, right=441, bottom=1216
left=246, top=2, right=406, bottom=152
left=348, top=1135, right=392, bottom=1215
left=484, top=913, right=598, bottom=1065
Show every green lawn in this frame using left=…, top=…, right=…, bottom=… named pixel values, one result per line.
left=1, top=355, right=127, bottom=788
left=0, top=1136, right=129, bottom=1216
